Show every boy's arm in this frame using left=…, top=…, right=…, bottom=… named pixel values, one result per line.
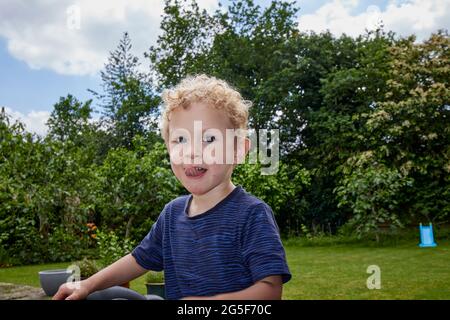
left=181, top=275, right=283, bottom=300
left=84, top=253, right=148, bottom=292
left=53, top=254, right=147, bottom=300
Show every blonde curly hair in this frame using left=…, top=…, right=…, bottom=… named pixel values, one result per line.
left=160, top=74, right=251, bottom=144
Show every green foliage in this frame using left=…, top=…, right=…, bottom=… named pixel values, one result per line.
left=96, top=229, right=135, bottom=268
left=145, top=270, right=165, bottom=284
left=335, top=155, right=413, bottom=240
left=232, top=160, right=310, bottom=235
left=91, top=32, right=161, bottom=150
left=94, top=138, right=181, bottom=240
left=334, top=31, right=450, bottom=238
left=0, top=109, right=178, bottom=264
left=147, top=0, right=221, bottom=88
left=46, top=94, right=93, bottom=144
left=73, top=257, right=101, bottom=278
left=364, top=31, right=450, bottom=223
left=0, top=109, right=95, bottom=264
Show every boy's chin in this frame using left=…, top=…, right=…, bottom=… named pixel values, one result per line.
left=185, top=184, right=210, bottom=196
left=183, top=179, right=223, bottom=196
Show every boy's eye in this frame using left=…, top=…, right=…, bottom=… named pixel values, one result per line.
left=175, top=136, right=187, bottom=143
left=204, top=135, right=216, bottom=143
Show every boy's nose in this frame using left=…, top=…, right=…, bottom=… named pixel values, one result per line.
left=184, top=141, right=203, bottom=163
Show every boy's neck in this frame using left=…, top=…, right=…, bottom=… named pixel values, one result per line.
left=188, top=181, right=236, bottom=217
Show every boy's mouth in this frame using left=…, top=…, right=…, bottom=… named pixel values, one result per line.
left=184, top=166, right=208, bottom=178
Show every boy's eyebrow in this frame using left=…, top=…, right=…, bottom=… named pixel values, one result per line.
left=169, top=127, right=222, bottom=135
left=202, top=128, right=220, bottom=132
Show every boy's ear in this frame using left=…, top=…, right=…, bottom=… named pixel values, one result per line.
left=234, top=137, right=251, bottom=165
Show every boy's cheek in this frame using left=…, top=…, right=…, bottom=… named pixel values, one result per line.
left=170, top=164, right=185, bottom=183
left=168, top=147, right=182, bottom=165
left=170, top=161, right=182, bottom=173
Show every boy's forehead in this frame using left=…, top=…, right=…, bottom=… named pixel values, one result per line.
left=169, top=102, right=233, bottom=131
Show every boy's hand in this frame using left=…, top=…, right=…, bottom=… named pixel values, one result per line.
left=52, top=254, right=148, bottom=300
left=52, top=280, right=93, bottom=300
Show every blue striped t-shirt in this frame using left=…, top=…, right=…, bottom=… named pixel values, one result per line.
left=131, top=185, right=291, bottom=300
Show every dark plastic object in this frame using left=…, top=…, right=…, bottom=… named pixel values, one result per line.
left=86, top=286, right=163, bottom=300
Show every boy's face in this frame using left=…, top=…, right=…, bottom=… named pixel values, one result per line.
left=167, top=102, right=247, bottom=196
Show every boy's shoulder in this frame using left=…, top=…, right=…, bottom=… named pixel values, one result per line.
left=164, top=193, right=190, bottom=212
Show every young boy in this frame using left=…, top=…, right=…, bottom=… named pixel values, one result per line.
left=53, top=75, right=291, bottom=300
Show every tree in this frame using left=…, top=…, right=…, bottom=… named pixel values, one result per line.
left=147, top=0, right=220, bottom=89
left=335, top=152, right=413, bottom=241
left=91, top=32, right=160, bottom=150
left=148, top=0, right=301, bottom=132
left=335, top=31, right=450, bottom=237
left=363, top=31, right=450, bottom=224
left=298, top=30, right=396, bottom=231
left=47, top=94, right=93, bottom=145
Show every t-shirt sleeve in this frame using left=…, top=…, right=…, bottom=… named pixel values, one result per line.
left=241, top=203, right=292, bottom=284
left=131, top=206, right=166, bottom=271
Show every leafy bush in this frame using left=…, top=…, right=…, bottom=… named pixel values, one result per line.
left=73, top=257, right=101, bottom=278
left=93, top=139, right=181, bottom=242
left=233, top=160, right=310, bottom=235
left=0, top=110, right=97, bottom=264
left=145, top=270, right=165, bottom=284
left=335, top=156, right=413, bottom=241
left=96, top=229, right=136, bottom=268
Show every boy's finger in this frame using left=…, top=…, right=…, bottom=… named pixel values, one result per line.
left=65, top=292, right=77, bottom=300
left=52, top=288, right=67, bottom=300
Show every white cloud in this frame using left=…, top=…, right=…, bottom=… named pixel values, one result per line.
left=4, top=107, right=50, bottom=136
left=298, top=0, right=450, bottom=40
left=0, top=0, right=219, bottom=76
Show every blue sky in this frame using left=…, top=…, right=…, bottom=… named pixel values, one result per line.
left=0, top=0, right=448, bottom=135
left=0, top=38, right=100, bottom=114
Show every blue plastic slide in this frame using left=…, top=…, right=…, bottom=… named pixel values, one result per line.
left=419, top=223, right=437, bottom=248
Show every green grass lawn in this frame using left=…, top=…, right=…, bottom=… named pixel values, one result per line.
left=283, top=240, right=450, bottom=299
left=1, top=240, right=449, bottom=299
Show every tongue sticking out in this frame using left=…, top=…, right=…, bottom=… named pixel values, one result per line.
left=185, top=167, right=207, bottom=177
